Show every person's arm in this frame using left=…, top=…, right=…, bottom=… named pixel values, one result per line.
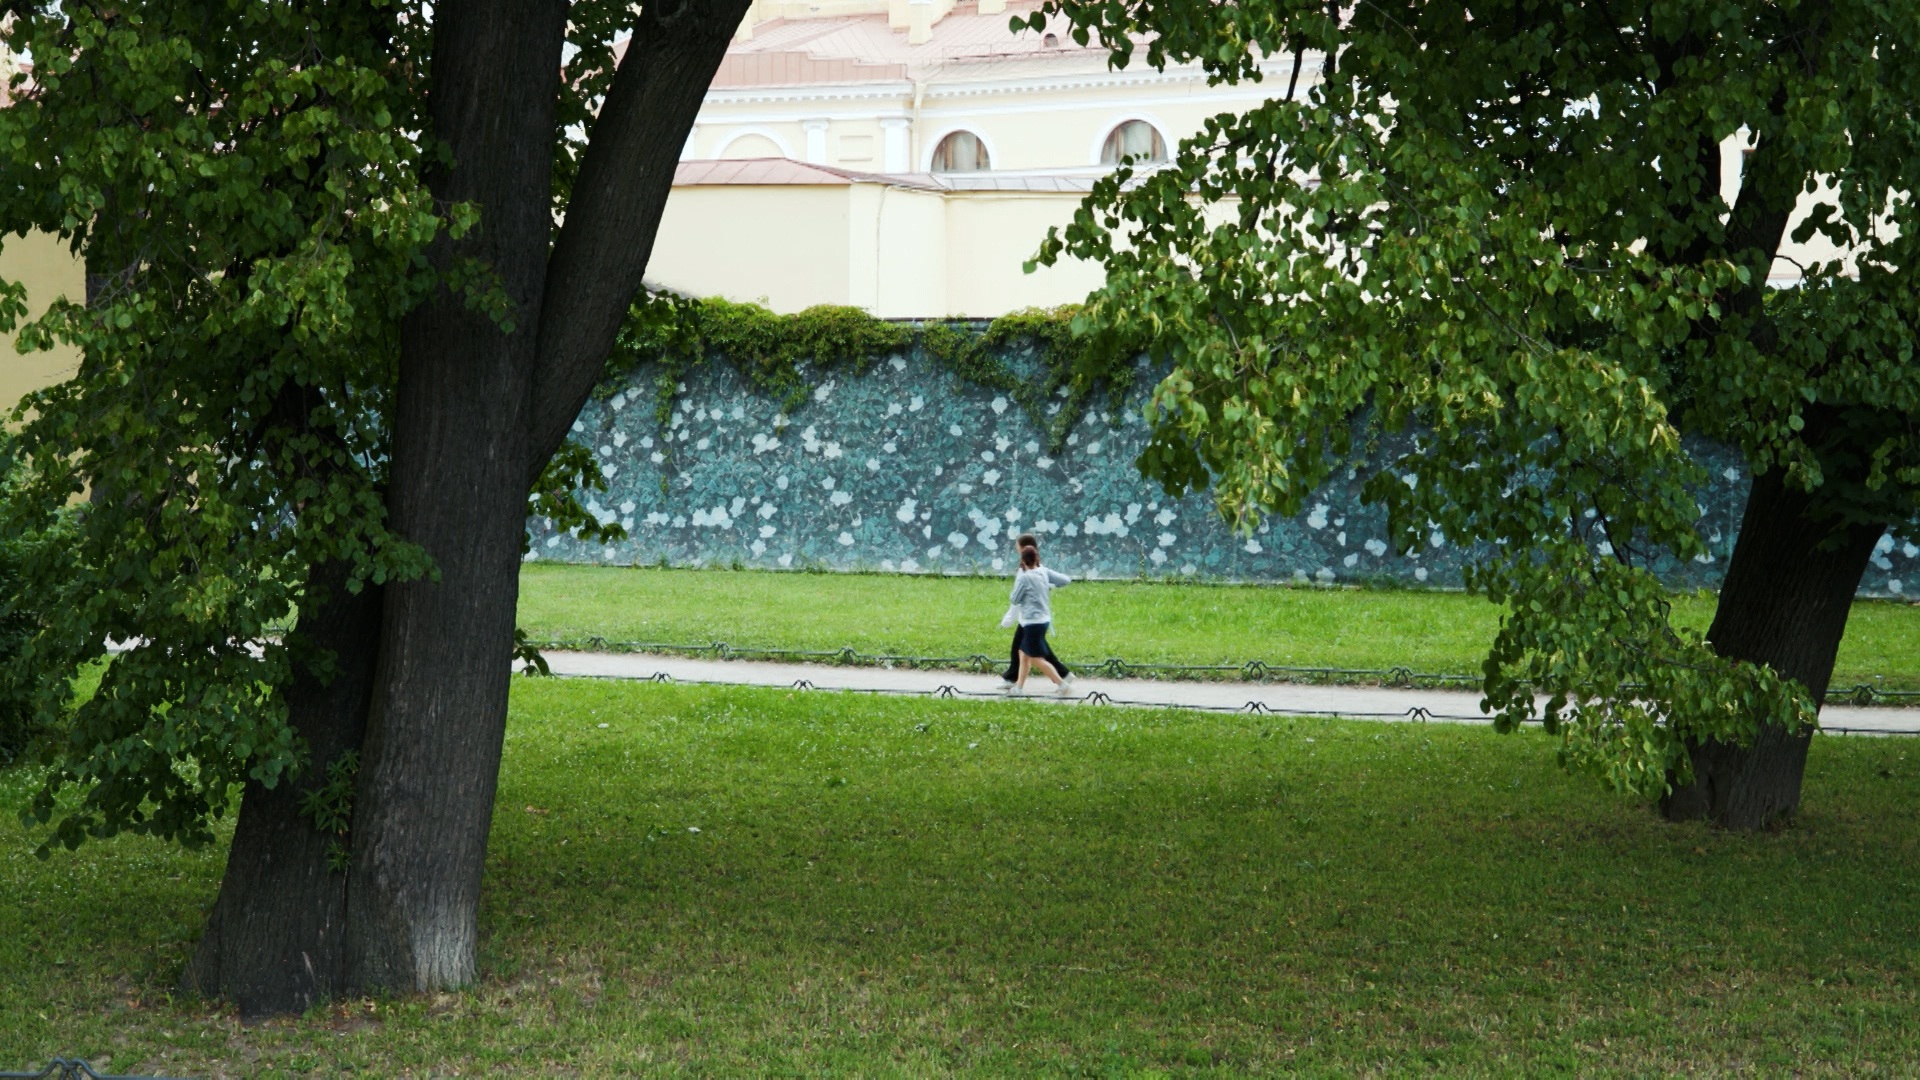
left=1043, top=568, right=1071, bottom=587
left=1010, top=574, right=1033, bottom=608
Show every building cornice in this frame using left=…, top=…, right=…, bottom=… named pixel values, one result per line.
left=704, top=80, right=917, bottom=107
left=699, top=54, right=1317, bottom=109
left=924, top=55, right=1317, bottom=100
left=702, top=84, right=1298, bottom=127
left=921, top=63, right=1211, bottom=100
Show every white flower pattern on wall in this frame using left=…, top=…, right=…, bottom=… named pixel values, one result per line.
left=528, top=348, right=1905, bottom=595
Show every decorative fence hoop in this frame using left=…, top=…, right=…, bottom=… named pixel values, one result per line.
left=0, top=1060, right=191, bottom=1080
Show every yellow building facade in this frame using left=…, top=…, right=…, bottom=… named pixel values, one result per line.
left=0, top=231, right=83, bottom=416
left=647, top=0, right=1303, bottom=316
left=649, top=0, right=1848, bottom=316
left=0, top=2, right=1859, bottom=413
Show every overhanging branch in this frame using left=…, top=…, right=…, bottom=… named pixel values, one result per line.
left=525, top=0, right=752, bottom=482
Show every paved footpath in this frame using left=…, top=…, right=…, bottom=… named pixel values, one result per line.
left=542, top=650, right=1920, bottom=735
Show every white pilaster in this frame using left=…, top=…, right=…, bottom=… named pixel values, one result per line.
left=803, top=119, right=830, bottom=164
left=880, top=118, right=912, bottom=173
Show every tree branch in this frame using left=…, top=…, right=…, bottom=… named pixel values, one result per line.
left=525, top=0, right=752, bottom=482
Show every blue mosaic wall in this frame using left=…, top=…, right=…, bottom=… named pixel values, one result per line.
left=528, top=346, right=1916, bottom=597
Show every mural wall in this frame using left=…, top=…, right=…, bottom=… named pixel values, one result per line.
left=529, top=344, right=1917, bottom=597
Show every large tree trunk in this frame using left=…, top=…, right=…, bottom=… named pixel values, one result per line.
left=340, top=0, right=752, bottom=996
left=181, top=564, right=383, bottom=1016
left=343, top=0, right=566, bottom=994
left=1661, top=467, right=1886, bottom=829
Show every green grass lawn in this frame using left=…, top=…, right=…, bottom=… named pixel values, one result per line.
left=5, top=679, right=1918, bottom=1076
left=518, top=564, right=1920, bottom=690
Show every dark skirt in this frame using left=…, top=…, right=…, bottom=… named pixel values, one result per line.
left=1013, top=622, right=1052, bottom=658
left=1004, top=625, right=1070, bottom=680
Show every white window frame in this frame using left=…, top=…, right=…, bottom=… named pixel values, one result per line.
left=1090, top=115, right=1171, bottom=167
left=924, top=126, right=999, bottom=174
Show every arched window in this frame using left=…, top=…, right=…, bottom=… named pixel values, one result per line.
left=1042, top=32, right=1059, bottom=47
left=1100, top=120, right=1167, bottom=165
left=931, top=130, right=991, bottom=174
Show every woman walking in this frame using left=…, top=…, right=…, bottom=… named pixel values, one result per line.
left=1001, top=534, right=1072, bottom=688
left=1008, top=546, right=1075, bottom=695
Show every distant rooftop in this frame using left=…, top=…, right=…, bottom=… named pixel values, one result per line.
left=676, top=158, right=939, bottom=190
left=712, top=0, right=1120, bottom=89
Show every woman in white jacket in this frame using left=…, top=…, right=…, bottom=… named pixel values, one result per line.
left=1000, top=535, right=1072, bottom=687
left=1008, top=545, right=1075, bottom=694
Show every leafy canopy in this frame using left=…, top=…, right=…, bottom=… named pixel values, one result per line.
left=1028, top=0, right=1920, bottom=794
left=0, top=0, right=633, bottom=853
left=0, top=0, right=436, bottom=852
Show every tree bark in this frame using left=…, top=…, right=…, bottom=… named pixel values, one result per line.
left=1661, top=467, right=1886, bottom=829
left=343, top=0, right=566, bottom=994
left=181, top=563, right=383, bottom=1016
left=342, top=0, right=750, bottom=995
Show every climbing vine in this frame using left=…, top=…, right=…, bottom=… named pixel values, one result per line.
left=597, top=295, right=1143, bottom=486
left=919, top=307, right=1142, bottom=451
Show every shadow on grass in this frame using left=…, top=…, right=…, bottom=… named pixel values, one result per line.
left=4, top=679, right=1918, bottom=1076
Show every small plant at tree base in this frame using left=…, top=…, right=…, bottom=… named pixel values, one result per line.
left=299, top=750, right=360, bottom=874
left=513, top=628, right=553, bottom=679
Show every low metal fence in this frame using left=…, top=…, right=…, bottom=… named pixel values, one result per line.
left=537, top=637, right=1479, bottom=687
left=0, top=1061, right=189, bottom=1080
left=563, top=671, right=1920, bottom=736
left=534, top=637, right=1920, bottom=706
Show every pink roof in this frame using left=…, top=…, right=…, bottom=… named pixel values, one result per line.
left=631, top=0, right=1114, bottom=91
left=603, top=3, right=1148, bottom=92
left=674, top=158, right=943, bottom=190
left=756, top=11, right=1103, bottom=82
left=711, top=50, right=908, bottom=88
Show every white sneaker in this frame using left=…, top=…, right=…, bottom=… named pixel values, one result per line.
left=998, top=678, right=1016, bottom=691
left=1056, top=677, right=1076, bottom=696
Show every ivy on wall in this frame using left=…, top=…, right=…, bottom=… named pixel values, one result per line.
left=535, top=301, right=1920, bottom=593
left=600, top=295, right=1143, bottom=483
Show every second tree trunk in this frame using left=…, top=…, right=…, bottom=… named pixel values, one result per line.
left=1661, top=467, right=1885, bottom=829
left=342, top=0, right=566, bottom=993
